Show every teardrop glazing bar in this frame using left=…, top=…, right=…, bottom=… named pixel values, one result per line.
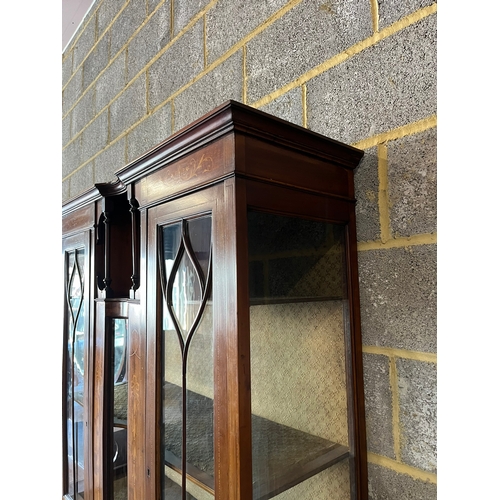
left=160, top=215, right=214, bottom=499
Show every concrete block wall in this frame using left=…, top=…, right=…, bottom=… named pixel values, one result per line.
left=62, top=1, right=437, bottom=498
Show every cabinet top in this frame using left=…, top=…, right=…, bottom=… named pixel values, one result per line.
left=116, top=100, right=363, bottom=184
left=63, top=100, right=364, bottom=213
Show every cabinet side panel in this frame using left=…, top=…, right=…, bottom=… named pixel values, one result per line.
left=238, top=135, right=354, bottom=200
left=345, top=207, right=368, bottom=499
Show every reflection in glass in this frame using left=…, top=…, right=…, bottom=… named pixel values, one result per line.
left=248, top=212, right=351, bottom=499
left=111, top=318, right=128, bottom=500
left=185, top=300, right=214, bottom=498
left=66, top=248, right=86, bottom=499
left=160, top=215, right=214, bottom=499
left=187, top=217, right=211, bottom=283
left=172, top=252, right=202, bottom=337
left=114, top=319, right=127, bottom=384
left=162, top=223, right=182, bottom=335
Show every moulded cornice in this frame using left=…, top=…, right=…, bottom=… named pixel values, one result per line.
left=62, top=185, right=101, bottom=215
left=62, top=180, right=127, bottom=214
left=115, top=100, right=364, bottom=187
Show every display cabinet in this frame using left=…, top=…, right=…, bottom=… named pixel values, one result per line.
left=62, top=101, right=367, bottom=500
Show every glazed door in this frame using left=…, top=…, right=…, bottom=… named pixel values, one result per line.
left=62, top=231, right=92, bottom=500
left=146, top=185, right=227, bottom=500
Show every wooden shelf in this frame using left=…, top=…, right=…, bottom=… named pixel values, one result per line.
left=161, top=383, right=349, bottom=499
left=249, top=295, right=344, bottom=306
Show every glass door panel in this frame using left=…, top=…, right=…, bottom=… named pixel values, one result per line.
left=64, top=247, right=86, bottom=500
left=248, top=211, right=351, bottom=500
left=160, top=215, right=215, bottom=499
left=111, top=318, right=129, bottom=499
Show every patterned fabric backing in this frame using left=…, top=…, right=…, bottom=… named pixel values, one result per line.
left=250, top=301, right=349, bottom=446
left=114, top=383, right=128, bottom=421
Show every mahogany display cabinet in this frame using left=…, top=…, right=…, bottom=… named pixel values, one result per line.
left=62, top=100, right=367, bottom=500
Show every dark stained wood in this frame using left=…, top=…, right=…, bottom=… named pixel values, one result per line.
left=213, top=194, right=230, bottom=500
left=134, top=135, right=235, bottom=208
left=62, top=203, right=95, bottom=236
left=244, top=178, right=353, bottom=224
left=116, top=105, right=236, bottom=186
left=127, top=299, right=146, bottom=500
left=121, top=102, right=362, bottom=210
left=234, top=134, right=355, bottom=199
left=96, top=192, right=133, bottom=299
left=253, top=445, right=349, bottom=500
left=128, top=187, right=140, bottom=298
left=145, top=202, right=160, bottom=500
left=92, top=300, right=106, bottom=500
left=345, top=209, right=369, bottom=500
left=63, top=186, right=101, bottom=219
left=212, top=177, right=254, bottom=500
left=86, top=228, right=96, bottom=500
left=95, top=180, right=128, bottom=198
left=227, top=101, right=363, bottom=169
left=117, top=101, right=362, bottom=188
